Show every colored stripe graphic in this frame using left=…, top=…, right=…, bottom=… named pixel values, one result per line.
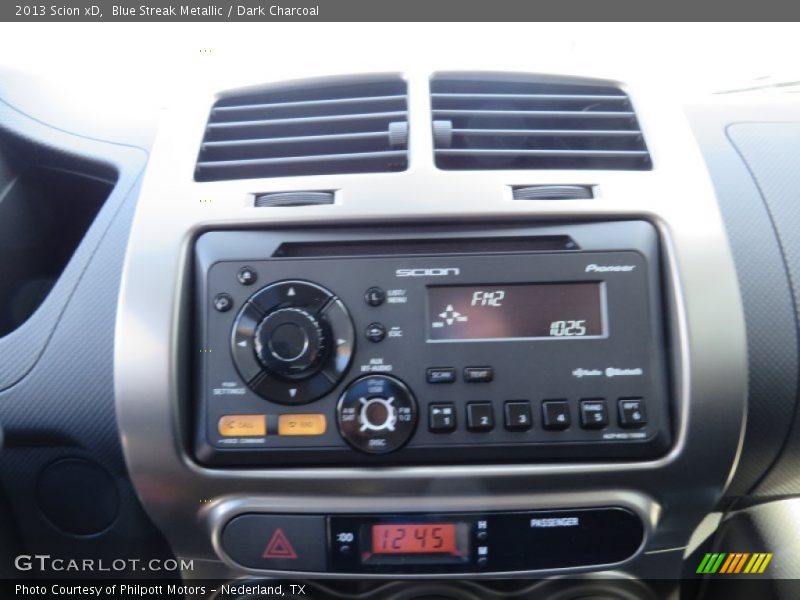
left=697, top=553, right=727, bottom=574
left=744, top=554, right=760, bottom=573
left=696, top=553, right=713, bottom=574
left=734, top=553, right=750, bottom=573
left=697, top=552, right=773, bottom=574
left=719, top=553, right=736, bottom=574
left=711, top=553, right=726, bottom=573
left=758, top=554, right=773, bottom=573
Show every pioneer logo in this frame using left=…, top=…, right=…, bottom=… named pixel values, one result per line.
left=585, top=264, right=636, bottom=273
left=395, top=268, right=460, bottom=277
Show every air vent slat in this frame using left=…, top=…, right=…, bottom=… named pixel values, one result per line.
left=213, top=94, right=407, bottom=114
left=438, top=149, right=649, bottom=158
left=453, top=128, right=642, bottom=137
left=433, top=109, right=635, bottom=118
left=203, top=131, right=391, bottom=149
left=196, top=78, right=409, bottom=182
left=432, top=75, right=651, bottom=171
left=207, top=111, right=407, bottom=129
left=198, top=150, right=407, bottom=169
left=432, top=93, right=627, bottom=101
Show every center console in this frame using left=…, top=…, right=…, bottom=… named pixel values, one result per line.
left=115, top=70, right=747, bottom=583
left=193, top=221, right=668, bottom=573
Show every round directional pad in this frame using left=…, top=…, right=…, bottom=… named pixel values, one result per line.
left=336, top=375, right=417, bottom=454
left=230, top=280, right=355, bottom=405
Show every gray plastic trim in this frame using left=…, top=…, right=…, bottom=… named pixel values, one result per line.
left=115, top=70, right=747, bottom=578
left=0, top=96, right=147, bottom=391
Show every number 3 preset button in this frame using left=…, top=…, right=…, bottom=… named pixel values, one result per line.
left=466, top=402, right=494, bottom=432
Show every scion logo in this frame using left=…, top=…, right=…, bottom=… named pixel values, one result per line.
left=396, top=268, right=460, bottom=277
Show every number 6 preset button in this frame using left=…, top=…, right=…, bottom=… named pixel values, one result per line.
left=466, top=402, right=494, bottom=432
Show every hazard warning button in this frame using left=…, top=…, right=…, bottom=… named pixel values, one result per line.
left=221, top=514, right=326, bottom=571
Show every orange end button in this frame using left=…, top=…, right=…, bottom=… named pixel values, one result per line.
left=278, top=413, right=327, bottom=436
left=218, top=415, right=267, bottom=437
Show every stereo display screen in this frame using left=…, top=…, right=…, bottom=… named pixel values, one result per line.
left=427, top=282, right=605, bottom=341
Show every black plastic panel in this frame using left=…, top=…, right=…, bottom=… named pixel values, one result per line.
left=330, top=508, right=644, bottom=573
left=220, top=508, right=644, bottom=574
left=194, top=221, right=671, bottom=466
left=0, top=94, right=173, bottom=573
left=687, top=104, right=800, bottom=499
left=0, top=130, right=116, bottom=336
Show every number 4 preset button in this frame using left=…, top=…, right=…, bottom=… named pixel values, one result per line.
left=467, top=402, right=494, bottom=432
left=542, top=400, right=571, bottom=430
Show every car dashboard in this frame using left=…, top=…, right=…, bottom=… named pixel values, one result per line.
left=1, top=45, right=800, bottom=598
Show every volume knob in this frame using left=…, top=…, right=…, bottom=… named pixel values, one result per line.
left=337, top=375, right=418, bottom=454
left=253, top=307, right=326, bottom=380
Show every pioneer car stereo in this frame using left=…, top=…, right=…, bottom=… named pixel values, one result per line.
left=194, top=221, right=671, bottom=466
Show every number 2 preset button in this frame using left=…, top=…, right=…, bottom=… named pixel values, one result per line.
left=466, top=402, right=494, bottom=432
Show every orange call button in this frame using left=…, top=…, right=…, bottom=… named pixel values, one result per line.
left=218, top=415, right=266, bottom=437
left=278, top=413, right=327, bottom=436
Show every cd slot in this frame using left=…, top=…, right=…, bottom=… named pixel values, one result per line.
left=272, top=235, right=577, bottom=258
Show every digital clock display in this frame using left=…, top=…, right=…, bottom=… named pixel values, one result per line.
left=427, top=282, right=605, bottom=341
left=371, top=523, right=459, bottom=555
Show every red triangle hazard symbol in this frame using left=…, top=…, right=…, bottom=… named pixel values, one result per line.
left=262, top=528, right=298, bottom=559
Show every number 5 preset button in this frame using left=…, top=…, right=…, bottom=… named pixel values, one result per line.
left=466, top=402, right=494, bottom=432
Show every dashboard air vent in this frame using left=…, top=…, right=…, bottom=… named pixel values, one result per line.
left=195, top=78, right=409, bottom=181
left=431, top=75, right=651, bottom=171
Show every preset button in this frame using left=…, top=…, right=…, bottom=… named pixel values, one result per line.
left=429, top=403, right=456, bottom=432
left=580, top=399, right=609, bottom=429
left=618, top=398, right=647, bottom=428
left=467, top=402, right=494, bottom=432
left=542, top=401, right=571, bottom=430
left=504, top=401, right=532, bottom=431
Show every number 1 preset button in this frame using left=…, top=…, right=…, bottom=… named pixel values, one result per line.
left=466, top=402, right=494, bottom=432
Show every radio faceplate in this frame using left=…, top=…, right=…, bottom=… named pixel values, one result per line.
left=195, top=221, right=671, bottom=466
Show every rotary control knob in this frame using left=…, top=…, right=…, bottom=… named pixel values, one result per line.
left=254, top=307, right=325, bottom=380
left=230, top=280, right=355, bottom=405
left=337, top=375, right=417, bottom=454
